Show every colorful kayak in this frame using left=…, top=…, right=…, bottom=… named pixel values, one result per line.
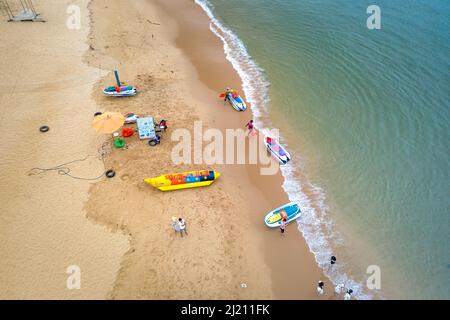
left=102, top=86, right=137, bottom=97
left=264, top=202, right=302, bottom=228
left=144, top=169, right=221, bottom=191
left=265, top=136, right=291, bottom=164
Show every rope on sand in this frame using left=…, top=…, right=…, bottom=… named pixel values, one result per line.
left=28, top=141, right=111, bottom=181
left=146, top=19, right=160, bottom=26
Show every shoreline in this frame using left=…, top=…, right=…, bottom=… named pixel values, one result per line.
left=85, top=0, right=275, bottom=299
left=150, top=0, right=334, bottom=299
left=0, top=0, right=333, bottom=299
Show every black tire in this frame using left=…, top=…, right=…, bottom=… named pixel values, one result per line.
left=105, top=169, right=116, bottom=178
left=94, top=112, right=103, bottom=117
left=39, top=125, right=49, bottom=133
left=148, top=140, right=157, bottom=146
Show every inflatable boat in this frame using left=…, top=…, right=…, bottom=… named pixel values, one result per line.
left=144, top=169, right=221, bottom=191
left=264, top=202, right=302, bottom=228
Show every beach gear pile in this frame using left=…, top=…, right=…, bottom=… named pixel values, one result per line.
left=93, top=77, right=297, bottom=229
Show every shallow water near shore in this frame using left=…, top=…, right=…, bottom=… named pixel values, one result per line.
left=197, top=0, right=450, bottom=299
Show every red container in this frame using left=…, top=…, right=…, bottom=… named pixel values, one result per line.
left=122, top=127, right=134, bottom=137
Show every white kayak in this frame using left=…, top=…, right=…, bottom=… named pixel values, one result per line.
left=265, top=136, right=291, bottom=164
left=264, top=202, right=302, bottom=228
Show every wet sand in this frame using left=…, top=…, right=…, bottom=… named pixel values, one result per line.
left=154, top=0, right=333, bottom=299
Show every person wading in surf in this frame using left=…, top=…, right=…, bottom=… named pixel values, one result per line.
left=317, top=281, right=325, bottom=296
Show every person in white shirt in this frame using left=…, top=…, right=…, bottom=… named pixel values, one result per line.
left=171, top=216, right=181, bottom=234
left=344, top=289, right=353, bottom=300
left=334, top=283, right=344, bottom=296
left=178, top=218, right=188, bottom=237
left=317, top=281, right=324, bottom=296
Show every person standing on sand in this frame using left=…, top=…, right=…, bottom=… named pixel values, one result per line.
left=317, top=281, right=324, bottom=296
left=178, top=217, right=188, bottom=237
left=224, top=87, right=232, bottom=104
left=280, top=218, right=287, bottom=236
left=172, top=216, right=181, bottom=234
left=245, top=120, right=255, bottom=136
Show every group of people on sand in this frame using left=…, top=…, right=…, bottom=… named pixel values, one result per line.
left=171, top=217, right=187, bottom=237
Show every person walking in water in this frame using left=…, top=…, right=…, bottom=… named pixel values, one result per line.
left=334, top=283, right=344, bottom=296
left=178, top=217, right=188, bottom=237
left=344, top=289, right=353, bottom=300
left=280, top=218, right=288, bottom=236
left=245, top=120, right=255, bottom=136
left=317, top=281, right=325, bottom=296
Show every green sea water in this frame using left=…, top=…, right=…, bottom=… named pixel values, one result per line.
left=197, top=0, right=450, bottom=299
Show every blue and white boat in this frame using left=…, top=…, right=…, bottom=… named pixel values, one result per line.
left=103, top=85, right=137, bottom=97
left=228, top=93, right=247, bottom=111
left=264, top=202, right=302, bottom=228
left=102, top=68, right=138, bottom=97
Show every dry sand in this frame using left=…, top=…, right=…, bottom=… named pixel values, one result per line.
left=0, top=0, right=334, bottom=299
left=0, top=0, right=129, bottom=299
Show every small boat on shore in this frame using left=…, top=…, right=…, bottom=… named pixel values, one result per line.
left=103, top=85, right=137, bottom=97
left=102, top=68, right=137, bottom=97
left=219, top=89, right=247, bottom=111
left=144, top=169, right=221, bottom=191
left=228, top=94, right=247, bottom=111
left=265, top=136, right=291, bottom=164
left=264, top=202, right=301, bottom=227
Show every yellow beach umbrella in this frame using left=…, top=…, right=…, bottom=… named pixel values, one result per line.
left=91, top=112, right=125, bottom=134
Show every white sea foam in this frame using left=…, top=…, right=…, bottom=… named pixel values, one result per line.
left=194, top=0, right=373, bottom=300
left=194, top=0, right=270, bottom=126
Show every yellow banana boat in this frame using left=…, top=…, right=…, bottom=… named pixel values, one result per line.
left=144, top=169, right=221, bottom=191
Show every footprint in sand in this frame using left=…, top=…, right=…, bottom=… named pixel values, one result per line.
left=121, top=174, right=130, bottom=181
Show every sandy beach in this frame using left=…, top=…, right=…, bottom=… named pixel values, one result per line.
left=0, top=0, right=129, bottom=299
left=0, top=0, right=333, bottom=299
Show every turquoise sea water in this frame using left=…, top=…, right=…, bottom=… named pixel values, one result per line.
left=196, top=0, right=450, bottom=299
